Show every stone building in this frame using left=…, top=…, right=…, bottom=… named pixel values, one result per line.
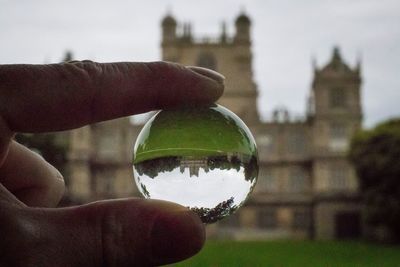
left=65, top=12, right=363, bottom=240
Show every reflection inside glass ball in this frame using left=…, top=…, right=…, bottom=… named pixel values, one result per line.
left=132, top=105, right=258, bottom=223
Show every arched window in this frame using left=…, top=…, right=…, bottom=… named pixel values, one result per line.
left=196, top=52, right=217, bottom=71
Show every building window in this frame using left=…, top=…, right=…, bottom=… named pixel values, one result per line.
left=258, top=208, right=277, bottom=229
left=95, top=170, right=114, bottom=197
left=330, top=88, right=347, bottom=108
left=329, top=122, right=348, bottom=152
left=97, top=130, right=120, bottom=159
left=288, top=169, right=307, bottom=192
left=196, top=52, right=217, bottom=71
left=219, top=213, right=240, bottom=228
left=329, top=166, right=348, bottom=190
left=265, top=171, right=278, bottom=192
left=293, top=210, right=310, bottom=230
left=288, top=131, right=305, bottom=154
left=255, top=169, right=278, bottom=193
left=257, top=134, right=275, bottom=153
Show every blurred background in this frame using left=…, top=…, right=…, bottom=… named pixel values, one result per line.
left=2, top=0, right=400, bottom=266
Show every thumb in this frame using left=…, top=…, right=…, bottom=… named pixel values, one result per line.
left=8, top=198, right=205, bottom=267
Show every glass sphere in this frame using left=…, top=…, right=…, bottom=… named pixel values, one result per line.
left=132, top=104, right=258, bottom=223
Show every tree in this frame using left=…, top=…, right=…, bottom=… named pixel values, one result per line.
left=349, top=118, right=400, bottom=243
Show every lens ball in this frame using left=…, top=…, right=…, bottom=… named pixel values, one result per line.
left=133, top=104, right=258, bottom=223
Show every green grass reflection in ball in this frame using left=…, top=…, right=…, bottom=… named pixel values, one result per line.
left=132, top=104, right=258, bottom=223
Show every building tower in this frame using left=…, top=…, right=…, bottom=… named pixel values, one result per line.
left=311, top=46, right=363, bottom=239
left=160, top=12, right=259, bottom=124
left=234, top=13, right=251, bottom=43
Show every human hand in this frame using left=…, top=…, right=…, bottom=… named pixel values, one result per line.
left=0, top=61, right=224, bottom=266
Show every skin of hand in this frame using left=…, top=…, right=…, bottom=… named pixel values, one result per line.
left=0, top=61, right=224, bottom=267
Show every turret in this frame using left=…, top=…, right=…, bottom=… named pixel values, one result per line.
left=161, top=13, right=177, bottom=44
left=62, top=50, right=73, bottom=62
left=355, top=52, right=362, bottom=75
left=234, top=12, right=251, bottom=43
left=220, top=21, right=227, bottom=43
left=181, top=22, right=193, bottom=42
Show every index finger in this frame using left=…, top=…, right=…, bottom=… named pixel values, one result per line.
left=0, top=61, right=224, bottom=133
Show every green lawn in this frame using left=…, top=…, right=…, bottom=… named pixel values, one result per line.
left=169, top=240, right=400, bottom=267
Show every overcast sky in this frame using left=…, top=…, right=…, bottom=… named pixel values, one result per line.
left=1, top=0, right=399, bottom=127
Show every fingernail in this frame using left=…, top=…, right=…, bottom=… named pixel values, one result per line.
left=150, top=209, right=205, bottom=263
left=187, top=66, right=225, bottom=84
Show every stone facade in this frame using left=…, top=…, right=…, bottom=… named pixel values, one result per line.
left=65, top=12, right=363, bottom=240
